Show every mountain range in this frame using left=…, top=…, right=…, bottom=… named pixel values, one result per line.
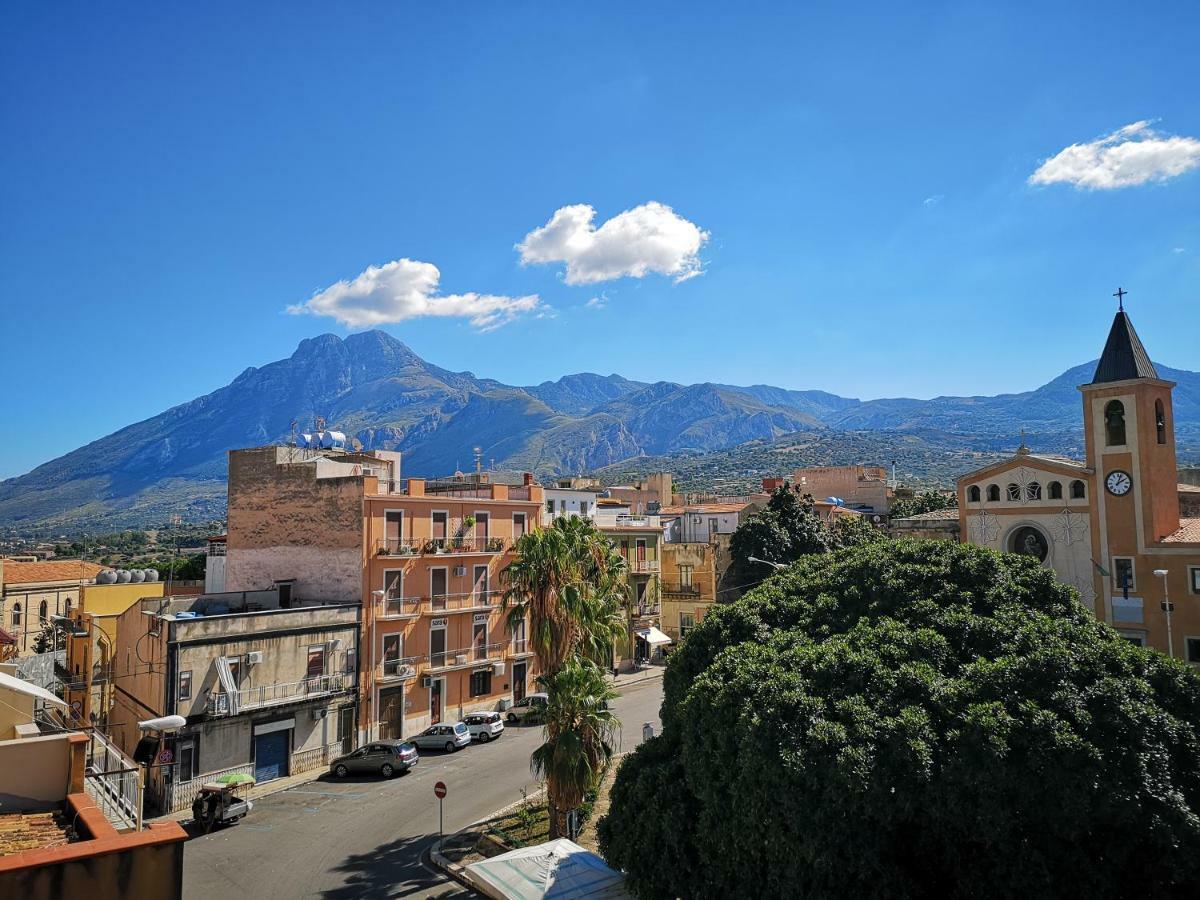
left=1, top=330, right=1197, bottom=532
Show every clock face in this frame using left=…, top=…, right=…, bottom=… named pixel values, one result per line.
left=1106, top=470, right=1132, bottom=496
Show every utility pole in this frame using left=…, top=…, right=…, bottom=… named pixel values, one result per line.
left=1154, top=569, right=1174, bottom=658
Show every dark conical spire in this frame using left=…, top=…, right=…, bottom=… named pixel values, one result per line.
left=1090, top=309, right=1158, bottom=384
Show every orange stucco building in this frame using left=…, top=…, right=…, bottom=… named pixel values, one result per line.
left=224, top=446, right=543, bottom=742
left=958, top=307, right=1200, bottom=659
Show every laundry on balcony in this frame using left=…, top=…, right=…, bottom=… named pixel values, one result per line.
left=215, top=656, right=241, bottom=715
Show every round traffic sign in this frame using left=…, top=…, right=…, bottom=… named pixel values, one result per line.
left=433, top=781, right=447, bottom=799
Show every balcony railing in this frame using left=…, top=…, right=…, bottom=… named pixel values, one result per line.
left=207, top=671, right=355, bottom=717
left=425, top=536, right=508, bottom=554
left=509, top=638, right=533, bottom=656
left=377, top=595, right=422, bottom=618
left=427, top=641, right=508, bottom=672
left=635, top=602, right=662, bottom=618
left=377, top=538, right=421, bottom=557
left=660, top=581, right=699, bottom=597
left=427, top=590, right=502, bottom=613
left=85, top=730, right=141, bottom=832
left=378, top=655, right=420, bottom=681
left=628, top=559, right=660, bottom=574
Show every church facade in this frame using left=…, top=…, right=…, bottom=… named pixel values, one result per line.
left=957, top=307, right=1200, bottom=660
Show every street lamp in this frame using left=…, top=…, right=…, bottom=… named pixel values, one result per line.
left=747, top=556, right=787, bottom=571
left=1154, top=569, right=1173, bottom=659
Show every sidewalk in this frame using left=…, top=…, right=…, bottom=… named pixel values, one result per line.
left=156, top=765, right=335, bottom=823
left=605, top=662, right=665, bottom=689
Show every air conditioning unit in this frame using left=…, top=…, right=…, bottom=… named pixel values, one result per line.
left=420, top=675, right=433, bottom=688
left=311, top=708, right=328, bottom=720
left=454, top=653, right=469, bottom=666
left=247, top=651, right=264, bottom=665
left=492, top=661, right=506, bottom=676
left=453, top=565, right=466, bottom=577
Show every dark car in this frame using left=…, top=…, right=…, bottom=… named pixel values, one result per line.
left=329, top=740, right=418, bottom=778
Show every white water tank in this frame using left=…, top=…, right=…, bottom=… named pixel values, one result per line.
left=116, top=570, right=131, bottom=583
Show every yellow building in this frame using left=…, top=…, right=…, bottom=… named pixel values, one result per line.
left=63, top=581, right=165, bottom=728
left=660, top=541, right=718, bottom=643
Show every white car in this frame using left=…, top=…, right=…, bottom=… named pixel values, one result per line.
left=505, top=692, right=548, bottom=725
left=462, top=711, right=504, bottom=742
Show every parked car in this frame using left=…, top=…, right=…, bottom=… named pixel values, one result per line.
left=329, top=740, right=418, bottom=779
left=505, top=692, right=548, bottom=725
left=462, top=711, right=504, bottom=742
left=410, top=722, right=472, bottom=752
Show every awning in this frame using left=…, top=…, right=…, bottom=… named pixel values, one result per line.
left=464, top=838, right=632, bottom=899
left=0, top=670, right=67, bottom=708
left=635, top=626, right=672, bottom=646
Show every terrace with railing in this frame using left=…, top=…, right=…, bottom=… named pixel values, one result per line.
left=427, top=641, right=508, bottom=673
left=377, top=655, right=421, bottom=681
left=627, top=559, right=661, bottom=574
left=84, top=730, right=141, bottom=832
left=660, top=581, right=700, bottom=597
left=206, top=671, right=355, bottom=717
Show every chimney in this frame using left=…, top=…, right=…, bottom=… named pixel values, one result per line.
left=523, top=472, right=535, bottom=486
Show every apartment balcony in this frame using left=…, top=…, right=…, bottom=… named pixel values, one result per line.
left=634, top=602, right=662, bottom=619
left=627, top=559, right=660, bottom=574
left=660, top=582, right=700, bottom=598
left=377, top=655, right=420, bottom=682
left=508, top=638, right=535, bottom=659
left=376, top=538, right=421, bottom=557
left=426, top=641, right=508, bottom=674
left=206, top=671, right=355, bottom=717
left=377, top=595, right=422, bottom=619
left=426, top=590, right=504, bottom=614
left=425, top=536, right=509, bottom=555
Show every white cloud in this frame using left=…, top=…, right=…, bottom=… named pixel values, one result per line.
left=288, top=258, right=542, bottom=331
left=1172, top=246, right=1186, bottom=254
left=923, top=194, right=944, bottom=207
left=517, top=202, right=709, bottom=285
left=1029, top=121, right=1200, bottom=190
left=585, top=293, right=609, bottom=310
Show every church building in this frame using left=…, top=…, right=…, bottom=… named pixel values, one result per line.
left=957, top=304, right=1200, bottom=660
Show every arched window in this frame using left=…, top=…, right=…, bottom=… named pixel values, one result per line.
left=1105, top=400, right=1126, bottom=446
left=1009, top=525, right=1050, bottom=562
left=11, top=603, right=21, bottom=627
left=1026, top=481, right=1042, bottom=501
left=987, top=484, right=1000, bottom=502
left=1070, top=479, right=1086, bottom=499
left=1156, top=399, right=1166, bottom=445
left=39, top=600, right=48, bottom=622
left=1006, top=483, right=1021, bottom=501
left=1049, top=481, right=1063, bottom=500
left=968, top=485, right=981, bottom=503
left=64, top=598, right=71, bottom=615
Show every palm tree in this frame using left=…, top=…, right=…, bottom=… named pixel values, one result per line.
left=501, top=516, right=627, bottom=679
left=531, top=656, right=620, bottom=839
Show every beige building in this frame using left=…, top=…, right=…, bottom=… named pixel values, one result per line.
left=957, top=307, right=1200, bottom=658
left=593, top=509, right=666, bottom=665
left=109, top=591, right=360, bottom=813
left=0, top=560, right=107, bottom=656
left=765, top=464, right=892, bottom=515
left=660, top=541, right=718, bottom=643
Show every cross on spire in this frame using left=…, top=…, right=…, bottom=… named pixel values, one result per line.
left=1113, top=286, right=1127, bottom=311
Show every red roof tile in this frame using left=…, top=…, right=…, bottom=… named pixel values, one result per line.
left=0, top=560, right=106, bottom=586
left=1161, top=518, right=1200, bottom=544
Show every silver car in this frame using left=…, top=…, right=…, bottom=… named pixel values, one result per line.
left=329, top=740, right=418, bottom=779
left=410, top=721, right=471, bottom=752
left=462, top=711, right=504, bottom=743
left=504, top=692, right=548, bottom=725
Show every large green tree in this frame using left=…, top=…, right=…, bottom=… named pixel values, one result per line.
left=600, top=540, right=1200, bottom=899
left=725, top=483, right=831, bottom=593
left=889, top=489, right=957, bottom=520
left=532, top=657, right=620, bottom=839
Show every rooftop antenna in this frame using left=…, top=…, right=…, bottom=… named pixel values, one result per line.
left=289, top=420, right=298, bottom=446
left=315, top=415, right=327, bottom=433
left=473, top=446, right=483, bottom=481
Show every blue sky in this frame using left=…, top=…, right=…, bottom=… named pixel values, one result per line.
left=2, top=2, right=1198, bottom=478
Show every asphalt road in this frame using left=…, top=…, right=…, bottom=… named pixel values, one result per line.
left=182, top=677, right=664, bottom=899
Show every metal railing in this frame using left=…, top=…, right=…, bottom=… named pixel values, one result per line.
left=425, top=536, right=508, bottom=554
left=84, top=730, right=141, bottom=831
left=510, top=638, right=532, bottom=656
left=628, top=559, right=660, bottom=573
left=660, top=581, right=699, bottom=596
left=207, top=671, right=355, bottom=717
left=428, top=641, right=508, bottom=671
left=635, top=602, right=662, bottom=618
left=427, top=590, right=502, bottom=612
left=378, top=655, right=420, bottom=680
left=166, top=762, right=254, bottom=812
left=377, top=538, right=421, bottom=556
left=377, top=595, right=421, bottom=618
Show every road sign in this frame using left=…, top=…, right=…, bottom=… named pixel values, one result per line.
left=434, top=781, right=447, bottom=799
left=157, top=748, right=174, bottom=764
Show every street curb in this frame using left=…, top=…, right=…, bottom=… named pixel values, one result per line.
left=430, top=786, right=548, bottom=899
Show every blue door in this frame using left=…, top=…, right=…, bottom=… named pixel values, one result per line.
left=254, top=731, right=290, bottom=782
